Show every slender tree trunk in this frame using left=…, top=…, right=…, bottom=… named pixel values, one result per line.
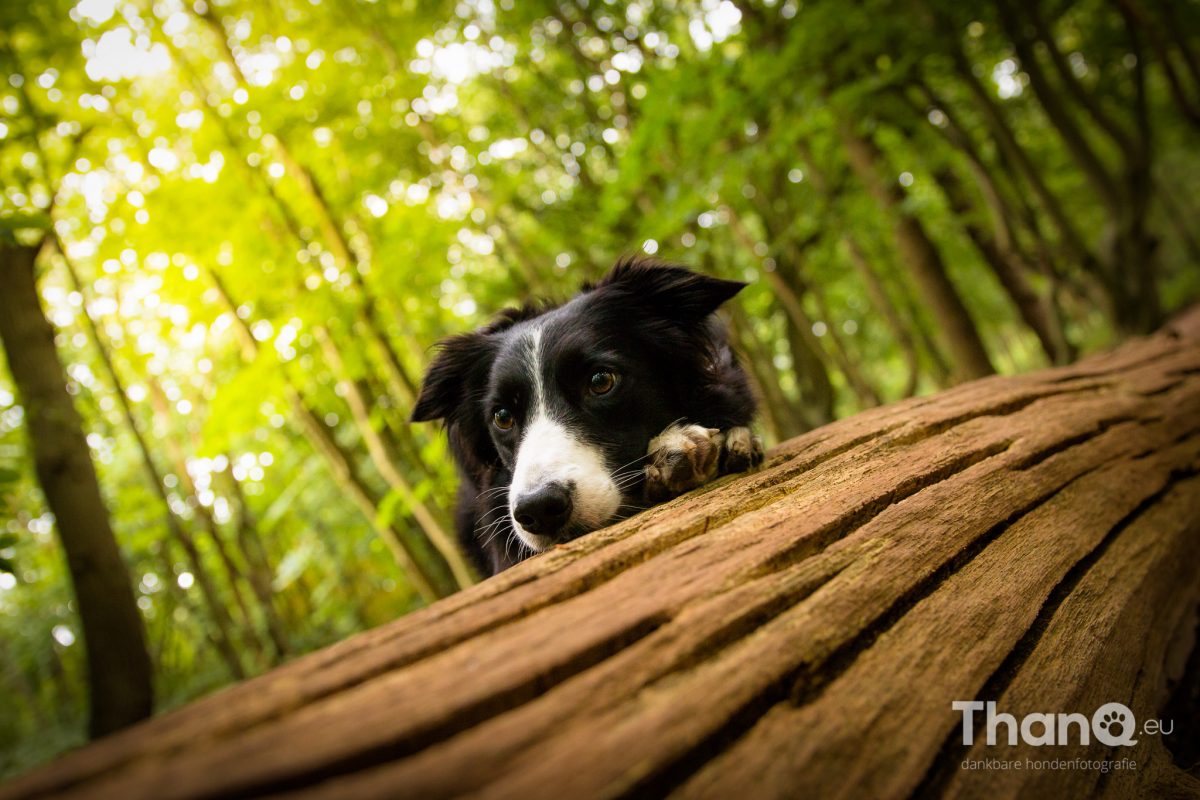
left=938, top=30, right=1094, bottom=271
left=155, top=541, right=240, bottom=679
left=787, top=142, right=929, bottom=395
left=995, top=0, right=1121, bottom=211
left=1153, top=0, right=1200, bottom=90
left=994, top=2, right=1159, bottom=331
left=929, top=165, right=1074, bottom=364
left=56, top=243, right=247, bottom=680
left=287, top=388, right=445, bottom=602
left=144, top=379, right=265, bottom=667
left=761, top=270, right=837, bottom=428
left=803, top=275, right=883, bottom=409
left=841, top=238, right=922, bottom=397
left=221, top=464, right=291, bottom=660
left=205, top=268, right=448, bottom=602
left=315, top=326, right=476, bottom=588
left=0, top=239, right=153, bottom=738
left=835, top=118, right=995, bottom=380
left=1117, top=0, right=1200, bottom=127
left=724, top=206, right=835, bottom=428
left=720, top=303, right=806, bottom=441
left=1026, top=2, right=1137, bottom=159
left=181, top=14, right=426, bottom=413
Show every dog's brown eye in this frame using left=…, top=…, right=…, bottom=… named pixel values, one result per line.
left=589, top=370, right=617, bottom=396
left=493, top=408, right=514, bottom=430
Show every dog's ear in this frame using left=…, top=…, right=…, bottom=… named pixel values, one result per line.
left=412, top=332, right=494, bottom=423
left=598, top=256, right=746, bottom=323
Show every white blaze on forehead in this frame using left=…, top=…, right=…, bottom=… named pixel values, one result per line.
left=509, top=327, right=619, bottom=551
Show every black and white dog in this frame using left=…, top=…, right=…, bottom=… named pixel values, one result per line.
left=412, top=257, right=763, bottom=575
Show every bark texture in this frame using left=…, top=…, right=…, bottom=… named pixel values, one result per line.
left=0, top=240, right=153, bottom=739
left=5, top=309, right=1200, bottom=799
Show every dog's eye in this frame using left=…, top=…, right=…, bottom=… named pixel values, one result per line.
left=588, top=370, right=617, bottom=396
left=493, top=408, right=515, bottom=430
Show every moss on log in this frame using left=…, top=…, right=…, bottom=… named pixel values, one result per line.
left=5, top=310, right=1200, bottom=800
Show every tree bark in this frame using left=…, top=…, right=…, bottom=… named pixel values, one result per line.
left=9, top=308, right=1200, bottom=800
left=0, top=239, right=153, bottom=738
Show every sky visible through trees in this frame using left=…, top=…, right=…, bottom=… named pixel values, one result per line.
left=1, top=0, right=1197, bottom=777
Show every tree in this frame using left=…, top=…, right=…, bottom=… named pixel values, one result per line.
left=0, top=234, right=152, bottom=738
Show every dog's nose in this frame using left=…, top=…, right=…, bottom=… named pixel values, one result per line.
left=513, top=482, right=573, bottom=537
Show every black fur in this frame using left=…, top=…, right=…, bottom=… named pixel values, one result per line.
left=412, top=257, right=757, bottom=575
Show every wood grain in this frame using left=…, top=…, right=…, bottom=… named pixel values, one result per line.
left=4, top=310, right=1200, bottom=800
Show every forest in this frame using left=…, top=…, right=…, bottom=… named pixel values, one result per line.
left=1, top=0, right=1198, bottom=779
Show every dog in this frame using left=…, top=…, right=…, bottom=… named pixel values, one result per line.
left=412, top=257, right=764, bottom=575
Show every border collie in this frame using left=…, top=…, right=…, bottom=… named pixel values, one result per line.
left=412, top=257, right=763, bottom=575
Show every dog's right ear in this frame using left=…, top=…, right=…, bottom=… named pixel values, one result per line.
left=411, top=333, right=494, bottom=423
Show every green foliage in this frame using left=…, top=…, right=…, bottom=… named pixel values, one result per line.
left=0, top=0, right=1197, bottom=781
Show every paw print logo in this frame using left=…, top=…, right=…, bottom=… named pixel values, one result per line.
left=1092, top=702, right=1138, bottom=746
left=1099, top=710, right=1127, bottom=738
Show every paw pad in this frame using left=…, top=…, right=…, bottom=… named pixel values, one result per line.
left=1099, top=711, right=1127, bottom=737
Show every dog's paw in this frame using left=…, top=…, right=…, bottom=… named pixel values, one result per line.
left=720, top=426, right=765, bottom=473
left=644, top=424, right=722, bottom=502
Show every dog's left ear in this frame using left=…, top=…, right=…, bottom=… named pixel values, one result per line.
left=598, top=257, right=746, bottom=323
left=412, top=332, right=494, bottom=423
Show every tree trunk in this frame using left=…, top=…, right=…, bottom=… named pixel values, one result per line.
left=930, top=165, right=1074, bottom=365
left=0, top=239, right=153, bottom=738
left=9, top=308, right=1200, bottom=799
left=835, top=119, right=996, bottom=381
left=761, top=269, right=837, bottom=428
left=205, top=266, right=451, bottom=603
left=144, top=378, right=265, bottom=666
left=220, top=463, right=291, bottom=660
left=994, top=0, right=1121, bottom=212
left=56, top=243, right=247, bottom=680
left=315, top=326, right=477, bottom=589
left=803, top=276, right=883, bottom=409
left=841, top=238, right=923, bottom=396
left=286, top=389, right=448, bottom=602
left=937, top=27, right=1095, bottom=273
left=726, top=202, right=837, bottom=428
left=726, top=303, right=807, bottom=443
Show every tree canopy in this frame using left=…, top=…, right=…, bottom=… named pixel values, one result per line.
left=1, top=0, right=1197, bottom=778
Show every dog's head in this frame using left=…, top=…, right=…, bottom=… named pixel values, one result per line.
left=412, top=258, right=745, bottom=552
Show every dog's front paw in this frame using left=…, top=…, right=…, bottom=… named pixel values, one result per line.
left=721, top=426, right=765, bottom=473
left=644, top=424, right=722, bottom=502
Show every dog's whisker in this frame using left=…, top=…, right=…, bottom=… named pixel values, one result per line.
left=474, top=485, right=510, bottom=501
left=609, top=452, right=652, bottom=476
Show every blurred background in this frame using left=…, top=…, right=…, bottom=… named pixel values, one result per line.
left=1, top=0, right=1198, bottom=777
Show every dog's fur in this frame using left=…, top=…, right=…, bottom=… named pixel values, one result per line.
left=412, top=257, right=762, bottom=575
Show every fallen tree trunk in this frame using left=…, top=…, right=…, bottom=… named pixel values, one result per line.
left=5, top=309, right=1200, bottom=800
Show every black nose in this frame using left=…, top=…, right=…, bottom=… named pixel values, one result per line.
left=514, top=482, right=573, bottom=537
